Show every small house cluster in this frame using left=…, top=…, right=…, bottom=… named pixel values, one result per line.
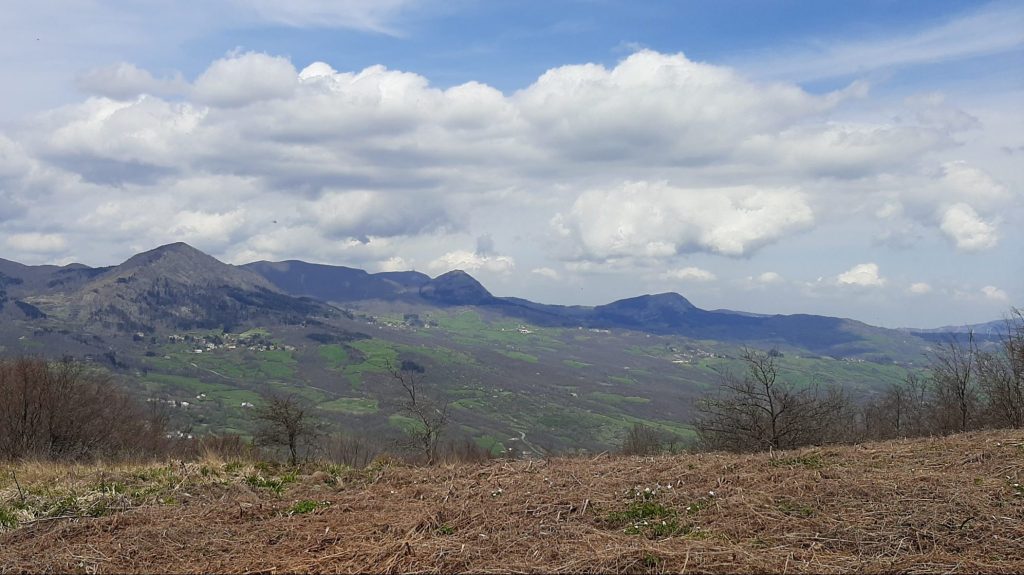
left=167, top=332, right=294, bottom=354
left=667, top=346, right=724, bottom=364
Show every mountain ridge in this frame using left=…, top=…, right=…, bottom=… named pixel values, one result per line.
left=0, top=243, right=998, bottom=349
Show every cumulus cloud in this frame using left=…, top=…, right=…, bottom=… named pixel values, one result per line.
left=0, top=48, right=1015, bottom=291
left=515, top=50, right=862, bottom=167
left=755, top=272, right=783, bottom=284
left=4, top=233, right=68, bottom=253
left=837, top=263, right=886, bottom=287
left=940, top=203, right=998, bottom=251
left=663, top=267, right=716, bottom=282
left=77, top=62, right=188, bottom=100
left=939, top=161, right=1011, bottom=209
left=429, top=250, right=515, bottom=274
left=908, top=282, right=933, bottom=294
left=981, top=285, right=1009, bottom=302
left=554, top=181, right=814, bottom=261
left=192, top=52, right=298, bottom=107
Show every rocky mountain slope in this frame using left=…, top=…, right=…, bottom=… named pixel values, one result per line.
left=15, top=243, right=331, bottom=333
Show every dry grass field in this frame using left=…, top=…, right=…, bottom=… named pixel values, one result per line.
left=2, top=431, right=1022, bottom=573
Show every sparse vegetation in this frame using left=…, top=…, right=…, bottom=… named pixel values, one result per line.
left=694, top=347, right=849, bottom=452
left=0, top=357, right=167, bottom=461
left=388, top=359, right=449, bottom=465
left=251, top=395, right=322, bottom=466
left=1, top=431, right=1020, bottom=572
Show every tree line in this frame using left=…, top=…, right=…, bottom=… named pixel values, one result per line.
left=684, top=308, right=1023, bottom=454
left=0, top=355, right=486, bottom=466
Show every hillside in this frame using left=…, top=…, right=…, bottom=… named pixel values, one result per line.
left=40, top=243, right=332, bottom=332
left=2, top=431, right=1022, bottom=573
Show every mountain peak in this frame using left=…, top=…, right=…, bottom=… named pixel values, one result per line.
left=419, top=269, right=495, bottom=306
left=603, top=292, right=696, bottom=311
left=591, top=291, right=698, bottom=329
left=127, top=241, right=205, bottom=261
left=644, top=292, right=696, bottom=308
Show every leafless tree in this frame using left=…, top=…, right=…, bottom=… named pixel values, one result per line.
left=862, top=372, right=936, bottom=439
left=929, top=332, right=979, bottom=433
left=252, top=394, right=322, bottom=466
left=977, top=309, right=1024, bottom=429
left=0, top=356, right=166, bottom=461
left=620, top=423, right=663, bottom=456
left=438, top=437, right=495, bottom=463
left=694, top=347, right=848, bottom=452
left=387, top=359, right=448, bottom=465
left=323, top=432, right=381, bottom=468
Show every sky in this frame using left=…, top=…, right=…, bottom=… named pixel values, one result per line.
left=0, top=0, right=1021, bottom=329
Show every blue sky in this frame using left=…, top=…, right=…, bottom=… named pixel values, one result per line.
left=0, top=0, right=1021, bottom=328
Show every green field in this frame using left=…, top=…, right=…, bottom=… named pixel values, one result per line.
left=319, top=397, right=379, bottom=415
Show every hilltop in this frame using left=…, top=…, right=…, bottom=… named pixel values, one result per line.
left=1, top=431, right=1022, bottom=573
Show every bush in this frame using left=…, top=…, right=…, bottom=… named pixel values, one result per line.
left=0, top=357, right=167, bottom=461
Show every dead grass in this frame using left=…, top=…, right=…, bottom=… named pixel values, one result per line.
left=1, top=431, right=1022, bottom=573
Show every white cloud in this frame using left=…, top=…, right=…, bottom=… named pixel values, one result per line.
left=940, top=203, right=998, bottom=251
left=429, top=250, right=515, bottom=274
left=77, top=62, right=188, bottom=100
left=6, top=49, right=984, bottom=267
left=981, top=285, right=1009, bottom=302
left=756, top=271, right=783, bottom=284
left=555, top=181, right=814, bottom=261
left=913, top=280, right=937, bottom=292
left=516, top=50, right=842, bottom=165
left=4, top=233, right=68, bottom=253
left=939, top=161, right=1011, bottom=209
left=531, top=267, right=559, bottom=280
left=663, top=267, right=716, bottom=282
left=837, top=263, right=886, bottom=287
left=192, top=52, right=298, bottom=107
left=378, top=256, right=411, bottom=272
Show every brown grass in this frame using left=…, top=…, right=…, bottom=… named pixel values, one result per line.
left=2, top=431, right=1022, bottom=573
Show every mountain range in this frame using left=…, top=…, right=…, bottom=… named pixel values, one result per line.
left=2, top=242, right=993, bottom=346
left=0, top=242, right=997, bottom=452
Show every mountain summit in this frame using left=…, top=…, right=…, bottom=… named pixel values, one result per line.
left=419, top=270, right=495, bottom=306
left=114, top=243, right=274, bottom=290
left=37, top=243, right=326, bottom=333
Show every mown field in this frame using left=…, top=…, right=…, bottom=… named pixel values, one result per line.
left=1, top=431, right=1021, bottom=573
